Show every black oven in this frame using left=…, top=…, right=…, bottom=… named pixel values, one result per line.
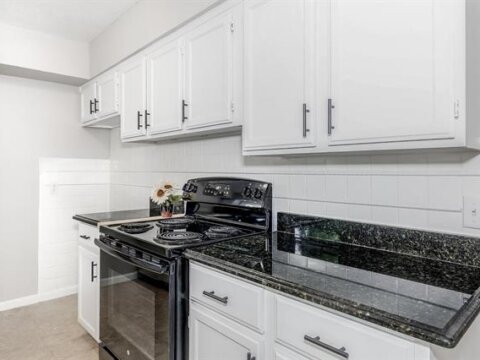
left=95, top=237, right=186, bottom=360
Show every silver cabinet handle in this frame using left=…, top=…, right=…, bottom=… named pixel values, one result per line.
left=247, top=352, right=256, bottom=360
left=91, top=262, right=98, bottom=282
left=328, top=98, right=335, bottom=135
left=80, top=235, right=90, bottom=240
left=303, top=103, right=310, bottom=137
left=202, top=290, right=228, bottom=304
left=137, top=110, right=143, bottom=130
left=182, top=100, right=188, bottom=122
left=304, top=335, right=349, bottom=359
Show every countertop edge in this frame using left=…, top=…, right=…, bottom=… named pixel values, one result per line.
left=184, top=250, right=474, bottom=348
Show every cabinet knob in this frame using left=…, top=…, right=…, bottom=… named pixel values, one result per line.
left=145, top=110, right=150, bottom=128
left=89, top=100, right=94, bottom=115
left=80, top=235, right=90, bottom=240
left=247, top=352, right=256, bottom=360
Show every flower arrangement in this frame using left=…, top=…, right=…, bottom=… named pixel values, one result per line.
left=150, top=181, right=183, bottom=217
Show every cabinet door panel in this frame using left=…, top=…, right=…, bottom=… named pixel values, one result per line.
left=146, top=39, right=184, bottom=135
left=329, top=0, right=455, bottom=145
left=96, top=72, right=118, bottom=119
left=80, top=82, right=96, bottom=123
left=78, top=246, right=99, bottom=342
left=189, top=304, right=261, bottom=360
left=184, top=11, right=234, bottom=129
left=243, top=0, right=316, bottom=150
left=119, top=56, right=147, bottom=139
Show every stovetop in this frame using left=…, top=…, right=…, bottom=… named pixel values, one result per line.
left=99, top=216, right=260, bottom=258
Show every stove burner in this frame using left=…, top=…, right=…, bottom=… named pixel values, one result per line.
left=205, top=225, right=243, bottom=239
left=118, top=223, right=153, bottom=234
left=155, top=231, right=203, bottom=244
left=156, top=217, right=195, bottom=230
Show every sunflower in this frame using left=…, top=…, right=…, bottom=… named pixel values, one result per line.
left=151, top=184, right=168, bottom=205
left=162, top=180, right=175, bottom=191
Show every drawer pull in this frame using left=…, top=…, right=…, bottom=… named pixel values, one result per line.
left=80, top=235, right=91, bottom=240
left=247, top=352, right=256, bottom=360
left=304, top=335, right=349, bottom=359
left=202, top=290, right=228, bottom=304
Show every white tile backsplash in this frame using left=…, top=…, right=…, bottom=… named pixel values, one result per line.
left=108, top=130, right=480, bottom=237
left=38, top=158, right=110, bottom=294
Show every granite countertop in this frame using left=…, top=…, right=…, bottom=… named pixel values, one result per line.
left=184, top=213, right=480, bottom=348
left=73, top=209, right=163, bottom=226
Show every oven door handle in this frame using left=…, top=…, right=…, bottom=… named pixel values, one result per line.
left=95, top=238, right=170, bottom=274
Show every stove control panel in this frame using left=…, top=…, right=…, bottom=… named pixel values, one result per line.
left=183, top=178, right=272, bottom=209
left=203, top=183, right=232, bottom=198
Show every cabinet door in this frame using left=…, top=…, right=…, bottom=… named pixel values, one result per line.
left=146, top=39, right=184, bottom=135
left=329, top=0, right=456, bottom=146
left=78, top=246, right=99, bottom=342
left=96, top=71, right=118, bottom=119
left=243, top=0, right=316, bottom=150
left=80, top=81, right=97, bottom=123
left=119, top=56, right=147, bottom=139
left=189, top=304, right=262, bottom=360
left=184, top=10, right=235, bottom=129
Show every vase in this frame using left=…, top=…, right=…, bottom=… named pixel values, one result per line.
left=161, top=203, right=173, bottom=218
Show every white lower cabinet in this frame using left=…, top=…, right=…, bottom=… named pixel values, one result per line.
left=189, top=262, right=432, bottom=360
left=77, top=223, right=100, bottom=342
left=189, top=303, right=263, bottom=360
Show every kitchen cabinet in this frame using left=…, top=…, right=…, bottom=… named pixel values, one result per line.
left=184, top=9, right=235, bottom=130
left=146, top=39, right=184, bottom=136
left=119, top=1, right=243, bottom=143
left=77, top=223, right=100, bottom=342
left=118, top=55, right=147, bottom=139
left=328, top=0, right=455, bottom=146
left=80, top=70, right=119, bottom=128
left=242, top=0, right=316, bottom=151
left=243, top=0, right=480, bottom=155
left=80, top=81, right=96, bottom=123
left=189, top=262, right=433, bottom=360
left=189, top=303, right=263, bottom=360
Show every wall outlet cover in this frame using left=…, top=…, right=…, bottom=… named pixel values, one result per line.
left=463, top=196, right=480, bottom=229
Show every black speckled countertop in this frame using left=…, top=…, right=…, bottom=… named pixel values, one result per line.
left=184, top=213, right=480, bottom=348
left=73, top=209, right=161, bottom=226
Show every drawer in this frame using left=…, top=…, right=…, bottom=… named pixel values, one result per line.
left=189, top=262, right=264, bottom=332
left=275, top=294, right=417, bottom=360
left=78, top=223, right=99, bottom=251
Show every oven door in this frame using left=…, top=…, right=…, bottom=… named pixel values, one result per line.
left=96, top=238, right=176, bottom=360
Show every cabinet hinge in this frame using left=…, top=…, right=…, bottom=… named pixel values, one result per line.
left=231, top=102, right=235, bottom=113
left=454, top=99, right=460, bottom=119
left=230, top=22, right=235, bottom=33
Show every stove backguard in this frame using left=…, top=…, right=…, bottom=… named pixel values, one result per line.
left=182, top=177, right=272, bottom=233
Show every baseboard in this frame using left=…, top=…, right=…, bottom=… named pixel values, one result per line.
left=0, top=285, right=77, bottom=312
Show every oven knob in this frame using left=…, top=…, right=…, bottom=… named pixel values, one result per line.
left=243, top=187, right=252, bottom=198
left=254, top=188, right=263, bottom=199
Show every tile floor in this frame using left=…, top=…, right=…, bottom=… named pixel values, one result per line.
left=0, top=295, right=98, bottom=360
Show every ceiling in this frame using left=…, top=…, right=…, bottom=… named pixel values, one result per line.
left=0, top=0, right=138, bottom=42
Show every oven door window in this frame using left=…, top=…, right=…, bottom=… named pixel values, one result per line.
left=100, top=250, right=174, bottom=360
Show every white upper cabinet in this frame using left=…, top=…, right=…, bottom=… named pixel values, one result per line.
left=328, top=0, right=455, bottom=146
left=243, top=0, right=316, bottom=151
left=119, top=55, right=147, bottom=139
left=80, top=81, right=96, bottom=123
left=184, top=9, right=235, bottom=129
left=80, top=70, right=119, bottom=128
left=96, top=71, right=119, bottom=120
left=146, top=39, right=184, bottom=135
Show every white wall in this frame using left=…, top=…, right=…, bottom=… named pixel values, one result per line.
left=0, top=75, right=110, bottom=304
left=0, top=22, right=90, bottom=79
left=89, top=0, right=219, bottom=76
left=38, top=158, right=110, bottom=295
